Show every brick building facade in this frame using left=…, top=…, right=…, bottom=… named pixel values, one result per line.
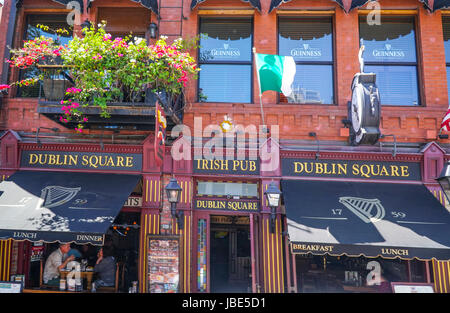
left=0, top=0, right=450, bottom=293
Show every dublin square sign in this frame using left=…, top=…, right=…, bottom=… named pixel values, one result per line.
left=21, top=151, right=143, bottom=172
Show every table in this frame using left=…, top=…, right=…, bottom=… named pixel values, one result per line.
left=342, top=285, right=378, bottom=293
left=60, top=270, right=94, bottom=291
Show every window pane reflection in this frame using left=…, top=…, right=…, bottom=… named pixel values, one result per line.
left=282, top=65, right=334, bottom=104
left=199, top=20, right=252, bottom=62
left=199, top=64, right=252, bottom=103
left=359, top=17, right=417, bottom=63
left=279, top=17, right=333, bottom=62
left=365, top=65, right=419, bottom=106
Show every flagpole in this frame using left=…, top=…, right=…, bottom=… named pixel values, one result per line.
left=253, top=47, right=267, bottom=131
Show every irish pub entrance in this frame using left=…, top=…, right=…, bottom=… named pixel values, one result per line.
left=210, top=215, right=251, bottom=293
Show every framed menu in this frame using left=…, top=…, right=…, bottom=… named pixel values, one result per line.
left=0, top=281, right=23, bottom=293
left=147, top=235, right=183, bottom=293
left=391, top=282, right=434, bottom=293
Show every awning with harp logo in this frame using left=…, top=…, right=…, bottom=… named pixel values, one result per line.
left=282, top=180, right=450, bottom=261
left=0, top=171, right=140, bottom=245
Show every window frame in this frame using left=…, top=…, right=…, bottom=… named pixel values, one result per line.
left=358, top=15, right=422, bottom=107
left=443, top=15, right=450, bottom=105
left=276, top=14, right=336, bottom=106
left=197, top=17, right=254, bottom=104
left=195, top=180, right=260, bottom=200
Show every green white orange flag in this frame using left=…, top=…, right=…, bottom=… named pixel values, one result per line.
left=254, top=52, right=296, bottom=97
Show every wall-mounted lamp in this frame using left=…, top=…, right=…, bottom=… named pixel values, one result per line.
left=380, top=134, right=397, bottom=157
left=437, top=161, right=450, bottom=205
left=148, top=22, right=158, bottom=39
left=264, top=182, right=282, bottom=234
left=309, top=132, right=320, bottom=160
left=165, top=177, right=184, bottom=230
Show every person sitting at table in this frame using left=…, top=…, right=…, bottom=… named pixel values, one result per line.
left=43, top=243, right=75, bottom=286
left=91, top=246, right=116, bottom=292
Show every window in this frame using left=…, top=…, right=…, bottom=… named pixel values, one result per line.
left=197, top=181, right=258, bottom=198
left=98, top=7, right=150, bottom=39
left=278, top=17, right=334, bottom=105
left=359, top=16, right=420, bottom=106
left=198, top=18, right=253, bottom=103
left=443, top=16, right=450, bottom=104
left=18, top=14, right=73, bottom=97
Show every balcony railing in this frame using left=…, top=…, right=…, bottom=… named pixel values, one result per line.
left=36, top=73, right=184, bottom=131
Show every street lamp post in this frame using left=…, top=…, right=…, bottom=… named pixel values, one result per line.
left=165, top=178, right=184, bottom=230
left=436, top=161, right=450, bottom=205
left=264, top=182, right=282, bottom=234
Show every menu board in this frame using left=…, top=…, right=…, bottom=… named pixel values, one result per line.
left=0, top=281, right=22, bottom=293
left=391, top=282, right=434, bottom=293
left=147, top=235, right=182, bottom=293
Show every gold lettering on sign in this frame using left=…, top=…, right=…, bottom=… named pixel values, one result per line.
left=196, top=159, right=257, bottom=173
left=381, top=248, right=409, bottom=256
left=292, top=243, right=334, bottom=253
left=27, top=153, right=133, bottom=168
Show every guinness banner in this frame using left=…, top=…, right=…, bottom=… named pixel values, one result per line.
left=194, top=199, right=260, bottom=212
left=21, top=151, right=142, bottom=172
left=193, top=158, right=260, bottom=175
left=282, top=158, right=421, bottom=181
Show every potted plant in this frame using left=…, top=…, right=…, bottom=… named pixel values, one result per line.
left=59, top=21, right=200, bottom=132
left=5, top=25, right=72, bottom=101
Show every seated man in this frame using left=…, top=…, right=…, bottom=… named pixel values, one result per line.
left=92, top=246, right=116, bottom=292
left=43, top=243, right=75, bottom=286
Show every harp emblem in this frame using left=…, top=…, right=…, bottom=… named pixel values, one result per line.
left=339, top=197, right=385, bottom=223
left=40, top=186, right=81, bottom=209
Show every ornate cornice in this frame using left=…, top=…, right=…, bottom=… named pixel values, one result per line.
left=19, top=142, right=143, bottom=154
left=280, top=149, right=423, bottom=163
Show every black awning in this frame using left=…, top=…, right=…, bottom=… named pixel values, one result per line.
left=88, top=0, right=158, bottom=16
left=269, top=0, right=376, bottom=13
left=0, top=171, right=140, bottom=245
left=420, top=0, right=450, bottom=12
left=282, top=180, right=450, bottom=261
left=191, top=0, right=261, bottom=11
left=332, top=0, right=374, bottom=13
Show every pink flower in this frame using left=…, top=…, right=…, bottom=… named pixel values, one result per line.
left=75, top=127, right=83, bottom=133
left=83, top=117, right=89, bottom=122
left=66, top=87, right=82, bottom=94
left=103, top=34, right=112, bottom=41
left=118, top=53, right=124, bottom=57
left=0, top=84, right=11, bottom=90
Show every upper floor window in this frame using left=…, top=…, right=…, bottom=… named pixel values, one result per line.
left=278, top=16, right=334, bottom=105
left=359, top=16, right=419, bottom=106
left=97, top=7, right=150, bottom=39
left=443, top=16, right=450, bottom=105
left=17, top=14, right=73, bottom=98
left=198, top=18, right=253, bottom=103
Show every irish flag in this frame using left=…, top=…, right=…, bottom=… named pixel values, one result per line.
left=254, top=52, right=296, bottom=97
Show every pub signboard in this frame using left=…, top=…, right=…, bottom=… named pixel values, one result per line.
left=20, top=150, right=143, bottom=172
left=194, top=198, right=260, bottom=212
left=193, top=158, right=260, bottom=176
left=282, top=158, right=421, bottom=181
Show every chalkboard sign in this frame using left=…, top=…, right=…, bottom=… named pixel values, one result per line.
left=0, top=281, right=23, bottom=293
left=147, top=235, right=183, bottom=293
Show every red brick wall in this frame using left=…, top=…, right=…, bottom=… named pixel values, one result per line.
left=0, top=0, right=449, bottom=144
